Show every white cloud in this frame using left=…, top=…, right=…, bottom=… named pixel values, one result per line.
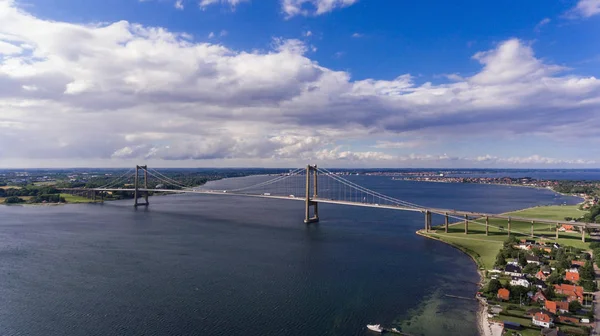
left=0, top=1, right=599, bottom=167
left=373, top=140, right=425, bottom=149
left=303, top=30, right=312, bottom=37
left=219, top=30, right=228, bottom=37
left=351, top=33, right=363, bottom=38
left=282, top=0, right=359, bottom=18
left=199, top=0, right=250, bottom=9
left=567, top=0, right=600, bottom=18
left=534, top=18, right=550, bottom=32
left=175, top=0, right=184, bottom=9
left=0, top=40, right=21, bottom=54
left=208, top=31, right=215, bottom=38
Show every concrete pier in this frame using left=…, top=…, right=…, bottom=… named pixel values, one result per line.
left=464, top=214, right=468, bottom=234
left=485, top=216, right=489, bottom=236
left=444, top=212, right=448, bottom=233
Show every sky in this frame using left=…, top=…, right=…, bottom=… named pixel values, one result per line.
left=0, top=0, right=599, bottom=168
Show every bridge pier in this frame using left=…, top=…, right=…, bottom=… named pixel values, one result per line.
left=424, top=210, right=431, bottom=232
left=582, top=227, right=586, bottom=242
left=530, top=220, right=534, bottom=238
left=507, top=217, right=511, bottom=236
left=485, top=216, right=489, bottom=236
left=304, top=165, right=319, bottom=224
left=464, top=214, right=468, bottom=234
left=556, top=223, right=559, bottom=240
left=444, top=212, right=448, bottom=233
left=134, top=165, right=149, bottom=207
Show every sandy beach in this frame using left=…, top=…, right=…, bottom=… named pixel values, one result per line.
left=477, top=299, right=503, bottom=336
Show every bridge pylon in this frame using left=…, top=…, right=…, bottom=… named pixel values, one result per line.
left=304, top=164, right=319, bottom=224
left=134, top=165, right=149, bottom=207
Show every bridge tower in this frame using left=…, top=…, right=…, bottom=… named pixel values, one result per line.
left=304, top=164, right=319, bottom=224
left=134, top=165, right=149, bottom=207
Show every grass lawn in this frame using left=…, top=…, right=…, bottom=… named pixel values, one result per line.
left=422, top=205, right=592, bottom=269
left=61, top=194, right=97, bottom=203
left=508, top=205, right=586, bottom=221
left=0, top=185, right=21, bottom=190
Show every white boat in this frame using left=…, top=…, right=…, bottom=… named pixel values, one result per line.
left=367, top=324, right=383, bottom=333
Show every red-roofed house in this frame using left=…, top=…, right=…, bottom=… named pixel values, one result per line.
left=565, top=271, right=580, bottom=282
left=545, top=300, right=569, bottom=314
left=533, top=291, right=547, bottom=303
left=498, top=288, right=510, bottom=301
left=533, top=312, right=554, bottom=328
left=558, top=315, right=580, bottom=324
left=536, top=270, right=548, bottom=281
left=572, top=260, right=586, bottom=267
left=559, top=224, right=575, bottom=232
left=554, top=284, right=584, bottom=303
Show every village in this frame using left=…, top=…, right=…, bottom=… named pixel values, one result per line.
left=479, top=234, right=599, bottom=336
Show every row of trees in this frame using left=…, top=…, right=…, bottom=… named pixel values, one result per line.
left=0, top=186, right=60, bottom=197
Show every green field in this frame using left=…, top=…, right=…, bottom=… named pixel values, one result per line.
left=61, top=194, right=97, bottom=203
left=422, top=205, right=591, bottom=269
left=509, top=205, right=586, bottom=221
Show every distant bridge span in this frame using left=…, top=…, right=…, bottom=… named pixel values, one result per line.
left=59, top=164, right=600, bottom=241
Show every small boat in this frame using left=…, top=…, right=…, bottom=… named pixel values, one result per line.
left=367, top=324, right=383, bottom=333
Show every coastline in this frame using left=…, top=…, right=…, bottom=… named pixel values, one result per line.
left=415, top=187, right=587, bottom=336
left=415, top=229, right=495, bottom=336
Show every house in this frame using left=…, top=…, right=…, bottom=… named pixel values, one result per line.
left=554, top=284, right=584, bottom=303
left=542, top=247, right=553, bottom=253
left=536, top=270, right=548, bottom=281
left=504, top=264, right=522, bottom=277
left=510, top=277, right=530, bottom=287
left=545, top=300, right=569, bottom=314
left=557, top=315, right=579, bottom=324
left=498, top=288, right=510, bottom=301
left=565, top=271, right=580, bottom=282
left=541, top=328, right=567, bottom=336
left=571, top=260, right=586, bottom=267
left=517, top=244, right=533, bottom=251
left=559, top=224, right=575, bottom=232
left=532, top=311, right=554, bottom=328
left=534, top=278, right=548, bottom=290
left=541, top=266, right=552, bottom=275
left=526, top=255, right=541, bottom=265
left=532, top=291, right=547, bottom=303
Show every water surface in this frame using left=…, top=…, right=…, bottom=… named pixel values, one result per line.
left=0, top=177, right=580, bottom=336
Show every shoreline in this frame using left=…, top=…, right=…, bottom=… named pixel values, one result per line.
left=416, top=230, right=500, bottom=336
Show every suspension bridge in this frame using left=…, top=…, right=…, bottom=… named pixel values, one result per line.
left=59, top=165, right=600, bottom=241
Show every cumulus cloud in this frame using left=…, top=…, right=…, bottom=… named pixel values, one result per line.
left=282, top=0, right=359, bottom=18
left=0, top=1, right=599, bottom=167
left=566, top=0, right=600, bottom=18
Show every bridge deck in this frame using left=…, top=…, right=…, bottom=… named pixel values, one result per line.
left=60, top=188, right=600, bottom=229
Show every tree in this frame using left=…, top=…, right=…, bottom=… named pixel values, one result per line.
left=4, top=196, right=24, bottom=204
left=518, top=253, right=527, bottom=267
left=546, top=272, right=562, bottom=285
left=569, top=300, right=582, bottom=313
left=523, top=263, right=539, bottom=275
left=544, top=285, right=556, bottom=300
left=487, top=279, right=501, bottom=294
left=495, top=253, right=506, bottom=268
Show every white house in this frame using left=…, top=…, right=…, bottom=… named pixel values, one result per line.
left=510, top=277, right=530, bottom=287
left=532, top=312, right=553, bottom=328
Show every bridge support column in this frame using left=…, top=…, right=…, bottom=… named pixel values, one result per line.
left=444, top=213, right=448, bottom=233
left=530, top=221, right=534, bottom=238
left=304, top=165, right=319, bottom=224
left=582, top=227, right=586, bottom=243
left=464, top=214, right=468, bottom=234
left=507, top=217, right=511, bottom=236
left=134, top=165, right=149, bottom=207
left=93, top=191, right=96, bottom=202
left=556, top=223, right=559, bottom=240
left=485, top=216, right=489, bottom=236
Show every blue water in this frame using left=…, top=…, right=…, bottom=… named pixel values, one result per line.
left=0, top=177, right=580, bottom=336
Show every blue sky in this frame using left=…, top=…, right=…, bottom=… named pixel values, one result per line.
left=0, top=0, right=599, bottom=168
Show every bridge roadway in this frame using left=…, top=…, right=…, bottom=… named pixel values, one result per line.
left=60, top=187, right=600, bottom=229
